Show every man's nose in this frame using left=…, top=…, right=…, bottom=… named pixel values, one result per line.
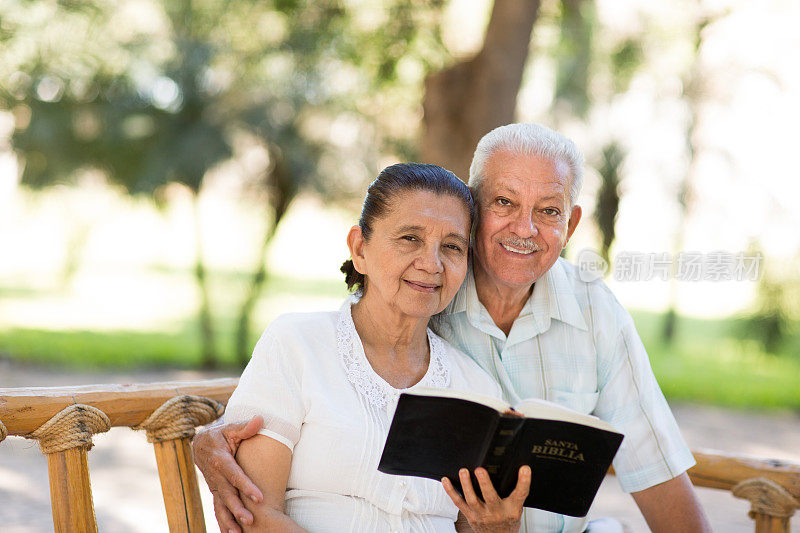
left=511, top=209, right=538, bottom=238
left=415, top=245, right=444, bottom=273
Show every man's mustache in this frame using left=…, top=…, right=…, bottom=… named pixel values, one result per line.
left=500, top=238, right=542, bottom=252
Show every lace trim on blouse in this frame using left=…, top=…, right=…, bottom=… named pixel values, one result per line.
left=338, top=295, right=450, bottom=410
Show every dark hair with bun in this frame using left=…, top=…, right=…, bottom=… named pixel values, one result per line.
left=341, top=163, right=473, bottom=293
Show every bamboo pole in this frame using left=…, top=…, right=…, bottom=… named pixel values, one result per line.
left=689, top=450, right=800, bottom=499
left=153, top=437, right=206, bottom=532
left=46, top=446, right=98, bottom=533
left=752, top=514, right=790, bottom=533
left=133, top=394, right=224, bottom=532
left=0, top=378, right=237, bottom=435
left=25, top=404, right=111, bottom=533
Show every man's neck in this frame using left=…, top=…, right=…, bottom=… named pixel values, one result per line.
left=472, top=262, right=534, bottom=337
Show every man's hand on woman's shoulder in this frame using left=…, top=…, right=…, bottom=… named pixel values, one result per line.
left=192, top=416, right=264, bottom=533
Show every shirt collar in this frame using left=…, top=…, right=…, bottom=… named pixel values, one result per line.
left=442, top=257, right=588, bottom=333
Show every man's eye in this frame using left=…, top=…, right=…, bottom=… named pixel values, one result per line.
left=496, top=198, right=511, bottom=206
left=402, top=235, right=418, bottom=242
left=543, top=208, right=560, bottom=216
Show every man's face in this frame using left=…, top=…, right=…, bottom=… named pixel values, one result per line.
left=472, top=149, right=582, bottom=293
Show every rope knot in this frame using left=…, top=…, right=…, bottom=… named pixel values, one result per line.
left=27, top=404, right=111, bottom=454
left=0, top=419, right=7, bottom=442
left=733, top=477, right=799, bottom=519
left=133, top=395, right=224, bottom=443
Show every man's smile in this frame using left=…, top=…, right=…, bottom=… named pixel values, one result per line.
left=501, top=243, right=536, bottom=255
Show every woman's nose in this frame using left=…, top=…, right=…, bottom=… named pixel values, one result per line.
left=415, top=245, right=444, bottom=273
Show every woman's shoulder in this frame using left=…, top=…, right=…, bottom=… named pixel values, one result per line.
left=257, top=310, right=339, bottom=349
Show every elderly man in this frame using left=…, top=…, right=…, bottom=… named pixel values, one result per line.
left=193, top=123, right=710, bottom=533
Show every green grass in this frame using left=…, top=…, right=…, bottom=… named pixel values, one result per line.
left=631, top=311, right=800, bottom=410
left=0, top=272, right=348, bottom=371
left=0, top=326, right=207, bottom=369
left=1, top=275, right=798, bottom=410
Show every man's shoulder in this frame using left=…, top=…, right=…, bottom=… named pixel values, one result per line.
left=552, top=257, right=629, bottom=324
left=555, top=257, right=617, bottom=298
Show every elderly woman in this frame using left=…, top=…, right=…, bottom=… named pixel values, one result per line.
left=224, top=163, right=530, bottom=532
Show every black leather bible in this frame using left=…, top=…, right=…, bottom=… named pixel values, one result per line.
left=378, top=388, right=624, bottom=517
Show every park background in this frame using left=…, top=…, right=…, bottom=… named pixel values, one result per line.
left=1, top=0, right=799, bottom=531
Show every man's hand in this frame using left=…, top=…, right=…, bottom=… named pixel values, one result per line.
left=192, top=416, right=264, bottom=533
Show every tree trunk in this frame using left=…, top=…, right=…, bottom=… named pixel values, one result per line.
left=192, top=195, right=217, bottom=369
left=421, top=0, right=541, bottom=182
left=662, top=16, right=712, bottom=344
left=234, top=153, right=296, bottom=367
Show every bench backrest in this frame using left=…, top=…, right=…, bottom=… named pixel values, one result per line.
left=1, top=379, right=798, bottom=532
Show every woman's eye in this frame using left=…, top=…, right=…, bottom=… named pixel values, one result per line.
left=444, top=244, right=463, bottom=252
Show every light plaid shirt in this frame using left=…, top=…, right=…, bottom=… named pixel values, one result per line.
left=434, top=257, right=696, bottom=533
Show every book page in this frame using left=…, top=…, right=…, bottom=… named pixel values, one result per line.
left=513, top=398, right=620, bottom=433
left=407, top=386, right=511, bottom=413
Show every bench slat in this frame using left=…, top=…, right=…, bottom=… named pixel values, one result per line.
left=0, top=378, right=238, bottom=434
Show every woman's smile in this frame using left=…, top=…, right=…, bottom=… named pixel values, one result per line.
left=403, top=279, right=441, bottom=293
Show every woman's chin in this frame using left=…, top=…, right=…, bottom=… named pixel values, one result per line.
left=396, top=298, right=442, bottom=320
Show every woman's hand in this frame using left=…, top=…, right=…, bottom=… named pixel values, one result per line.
left=442, top=466, right=531, bottom=533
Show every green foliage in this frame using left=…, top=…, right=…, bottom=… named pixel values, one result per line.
left=608, top=38, right=643, bottom=93
left=1, top=0, right=448, bottom=196
left=552, top=0, right=595, bottom=119
left=1, top=0, right=449, bottom=367
left=735, top=257, right=800, bottom=356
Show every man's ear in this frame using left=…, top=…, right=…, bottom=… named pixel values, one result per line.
left=347, top=225, right=366, bottom=273
left=565, top=205, right=582, bottom=246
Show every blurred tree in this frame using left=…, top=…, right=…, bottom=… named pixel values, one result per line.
left=1, top=0, right=447, bottom=367
left=544, top=0, right=641, bottom=266
left=662, top=12, right=716, bottom=344
left=421, top=0, right=540, bottom=181
left=552, top=0, right=594, bottom=122
left=594, top=142, right=622, bottom=265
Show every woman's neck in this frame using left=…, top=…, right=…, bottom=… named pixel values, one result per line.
left=351, top=293, right=431, bottom=389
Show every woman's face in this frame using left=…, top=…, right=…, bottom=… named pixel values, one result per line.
left=349, top=190, right=471, bottom=320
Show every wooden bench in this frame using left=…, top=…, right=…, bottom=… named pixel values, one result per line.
left=1, top=379, right=798, bottom=532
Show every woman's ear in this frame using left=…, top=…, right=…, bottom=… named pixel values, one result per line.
left=347, top=225, right=366, bottom=274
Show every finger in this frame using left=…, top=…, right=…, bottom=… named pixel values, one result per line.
left=214, top=481, right=254, bottom=526
left=224, top=458, right=263, bottom=504
left=224, top=415, right=264, bottom=445
left=441, top=476, right=470, bottom=516
left=474, top=467, right=501, bottom=504
left=508, top=465, right=532, bottom=505
left=213, top=495, right=243, bottom=533
left=459, top=468, right=481, bottom=507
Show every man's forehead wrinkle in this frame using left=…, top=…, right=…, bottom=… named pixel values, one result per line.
left=490, top=176, right=568, bottom=196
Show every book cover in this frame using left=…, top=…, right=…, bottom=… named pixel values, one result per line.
left=378, top=389, right=624, bottom=517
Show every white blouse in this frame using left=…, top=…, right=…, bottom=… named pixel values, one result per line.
left=224, top=298, right=502, bottom=533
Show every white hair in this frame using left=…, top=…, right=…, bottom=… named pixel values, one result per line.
left=468, top=123, right=585, bottom=206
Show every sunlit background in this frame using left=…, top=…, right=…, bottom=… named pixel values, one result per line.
left=1, top=0, right=798, bottom=399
